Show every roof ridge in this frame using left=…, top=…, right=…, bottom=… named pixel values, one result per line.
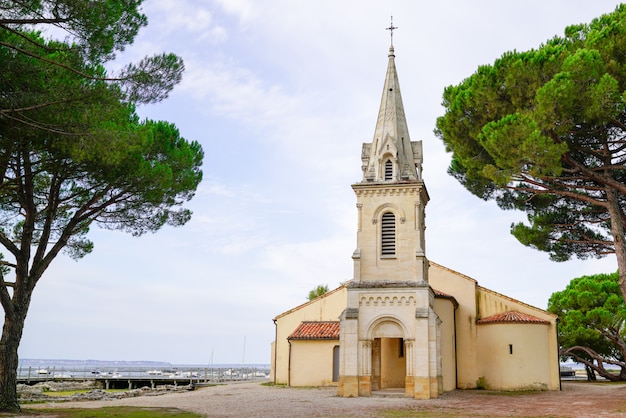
left=273, top=282, right=350, bottom=320
left=476, top=285, right=556, bottom=319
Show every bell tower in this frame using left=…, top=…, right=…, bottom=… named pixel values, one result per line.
left=338, top=25, right=442, bottom=399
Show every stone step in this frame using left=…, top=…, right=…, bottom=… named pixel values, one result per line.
left=371, top=388, right=406, bottom=398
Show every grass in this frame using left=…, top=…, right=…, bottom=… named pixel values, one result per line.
left=260, top=382, right=286, bottom=387
left=14, top=406, right=202, bottom=417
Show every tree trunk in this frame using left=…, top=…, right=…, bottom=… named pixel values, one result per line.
left=0, top=311, right=26, bottom=412
left=605, top=188, right=626, bottom=301
left=585, top=365, right=596, bottom=381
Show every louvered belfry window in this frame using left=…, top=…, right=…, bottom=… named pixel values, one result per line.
left=384, top=160, right=393, bottom=181
left=381, top=212, right=396, bottom=256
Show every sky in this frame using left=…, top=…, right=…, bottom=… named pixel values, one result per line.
left=17, top=0, right=624, bottom=366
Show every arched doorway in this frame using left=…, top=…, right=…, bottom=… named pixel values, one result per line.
left=370, top=318, right=407, bottom=391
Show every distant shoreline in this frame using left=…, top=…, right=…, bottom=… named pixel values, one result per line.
left=18, top=358, right=270, bottom=368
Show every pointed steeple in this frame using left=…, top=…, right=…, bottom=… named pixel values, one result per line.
left=361, top=45, right=423, bottom=183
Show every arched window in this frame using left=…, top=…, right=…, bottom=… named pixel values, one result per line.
left=384, top=160, right=393, bottom=181
left=381, top=212, right=396, bottom=256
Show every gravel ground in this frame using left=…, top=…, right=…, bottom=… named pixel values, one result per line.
left=24, top=380, right=626, bottom=417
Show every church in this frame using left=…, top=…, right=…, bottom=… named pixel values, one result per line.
left=270, top=40, right=560, bottom=398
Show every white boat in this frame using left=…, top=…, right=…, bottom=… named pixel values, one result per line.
left=36, top=369, right=49, bottom=375
left=169, top=371, right=198, bottom=378
left=94, top=370, right=122, bottom=378
left=146, top=370, right=163, bottom=376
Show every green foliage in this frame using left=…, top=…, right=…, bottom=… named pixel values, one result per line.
left=0, top=1, right=184, bottom=108
left=307, top=284, right=329, bottom=301
left=0, top=3, right=202, bottom=412
left=0, top=30, right=203, bottom=258
left=548, top=272, right=626, bottom=380
left=435, top=5, right=626, bottom=265
left=0, top=0, right=147, bottom=62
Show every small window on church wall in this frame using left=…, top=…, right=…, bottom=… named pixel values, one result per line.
left=384, top=160, right=393, bottom=181
left=381, top=212, right=396, bottom=256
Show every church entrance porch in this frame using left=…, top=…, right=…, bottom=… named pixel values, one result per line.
left=372, top=337, right=406, bottom=391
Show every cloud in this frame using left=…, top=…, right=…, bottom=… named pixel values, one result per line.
left=181, top=59, right=299, bottom=125
left=143, top=0, right=227, bottom=43
left=213, top=0, right=258, bottom=24
left=18, top=1, right=622, bottom=365
left=260, top=235, right=353, bottom=288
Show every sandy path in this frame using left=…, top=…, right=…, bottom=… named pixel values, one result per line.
left=25, top=381, right=626, bottom=417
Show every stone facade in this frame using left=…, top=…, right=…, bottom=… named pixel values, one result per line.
left=337, top=44, right=440, bottom=399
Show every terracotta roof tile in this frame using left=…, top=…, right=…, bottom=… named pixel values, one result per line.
left=433, top=289, right=459, bottom=307
left=477, top=310, right=550, bottom=325
left=288, top=321, right=340, bottom=340
left=432, top=289, right=448, bottom=297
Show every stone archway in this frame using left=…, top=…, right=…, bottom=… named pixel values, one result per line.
left=369, top=318, right=407, bottom=391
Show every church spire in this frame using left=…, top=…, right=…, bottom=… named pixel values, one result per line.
left=361, top=31, right=423, bottom=183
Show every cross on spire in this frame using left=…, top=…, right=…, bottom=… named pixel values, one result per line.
left=386, top=16, right=398, bottom=46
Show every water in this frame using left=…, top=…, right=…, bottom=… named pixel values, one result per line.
left=17, top=359, right=270, bottom=382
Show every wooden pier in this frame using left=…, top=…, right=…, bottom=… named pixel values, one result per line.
left=17, top=367, right=269, bottom=390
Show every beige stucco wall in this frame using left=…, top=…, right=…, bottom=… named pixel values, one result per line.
left=476, top=285, right=554, bottom=321
left=380, top=337, right=406, bottom=388
left=433, top=298, right=456, bottom=392
left=271, top=285, right=347, bottom=385
left=477, top=323, right=556, bottom=390
left=428, top=262, right=559, bottom=390
left=289, top=340, right=339, bottom=387
left=476, top=285, right=560, bottom=390
left=428, top=263, right=479, bottom=389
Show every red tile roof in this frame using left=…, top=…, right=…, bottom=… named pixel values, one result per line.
left=288, top=321, right=340, bottom=340
left=433, top=289, right=459, bottom=307
left=477, top=310, right=550, bottom=325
